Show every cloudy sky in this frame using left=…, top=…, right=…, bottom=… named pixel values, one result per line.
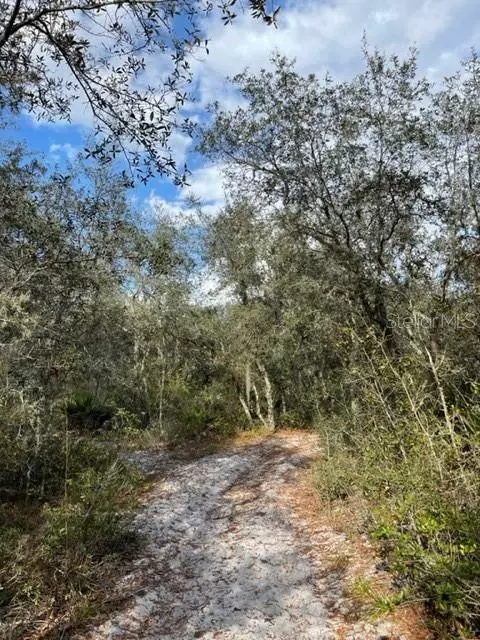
left=14, top=0, right=480, bottom=223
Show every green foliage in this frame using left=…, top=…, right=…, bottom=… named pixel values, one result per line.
left=315, top=346, right=480, bottom=637
left=278, top=410, right=309, bottom=429
left=371, top=499, right=480, bottom=634
left=315, top=451, right=361, bottom=501
left=42, top=462, right=140, bottom=562
left=66, top=392, right=116, bottom=432
left=0, top=459, right=140, bottom=634
left=161, top=377, right=243, bottom=443
left=0, top=403, right=120, bottom=502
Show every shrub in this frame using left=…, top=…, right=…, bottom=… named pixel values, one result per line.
left=315, top=451, right=361, bottom=501
left=315, top=345, right=480, bottom=637
left=278, top=410, right=309, bottom=429
left=43, top=461, right=140, bottom=558
left=66, top=392, right=116, bottom=432
left=371, top=498, right=480, bottom=636
left=160, top=377, right=244, bottom=443
left=0, top=459, right=141, bottom=637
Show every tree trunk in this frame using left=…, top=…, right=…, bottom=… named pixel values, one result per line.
left=257, top=360, right=275, bottom=430
left=239, top=394, right=253, bottom=423
left=252, top=381, right=268, bottom=428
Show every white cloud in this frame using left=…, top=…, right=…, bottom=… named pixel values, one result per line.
left=184, top=164, right=226, bottom=203
left=373, top=9, right=398, bottom=24
left=169, top=130, right=194, bottom=168
left=189, top=266, right=235, bottom=307
left=187, top=0, right=478, bottom=114
left=49, top=143, right=80, bottom=163
left=146, top=193, right=187, bottom=224
left=146, top=162, right=226, bottom=228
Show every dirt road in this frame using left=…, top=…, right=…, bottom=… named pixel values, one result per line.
left=78, top=432, right=427, bottom=640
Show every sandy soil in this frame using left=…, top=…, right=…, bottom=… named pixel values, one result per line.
left=76, top=431, right=430, bottom=640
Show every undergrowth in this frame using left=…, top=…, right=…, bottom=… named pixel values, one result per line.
left=315, top=346, right=480, bottom=638
left=0, top=432, right=142, bottom=640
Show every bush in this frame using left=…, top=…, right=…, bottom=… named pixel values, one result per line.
left=315, top=452, right=361, bottom=501
left=371, top=497, right=480, bottom=635
left=314, top=346, right=480, bottom=638
left=0, top=459, right=141, bottom=637
left=278, top=410, right=309, bottom=429
left=160, top=377, right=244, bottom=443
left=42, top=461, right=140, bottom=560
left=0, top=404, right=124, bottom=502
left=66, top=392, right=116, bottom=432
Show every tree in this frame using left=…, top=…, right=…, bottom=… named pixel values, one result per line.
left=0, top=0, right=277, bottom=183
left=205, top=199, right=354, bottom=426
left=201, top=49, right=436, bottom=349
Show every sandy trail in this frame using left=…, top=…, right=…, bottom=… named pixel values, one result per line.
left=77, top=432, right=419, bottom=640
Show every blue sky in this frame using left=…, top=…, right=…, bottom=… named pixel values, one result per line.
left=7, top=0, right=480, bottom=231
